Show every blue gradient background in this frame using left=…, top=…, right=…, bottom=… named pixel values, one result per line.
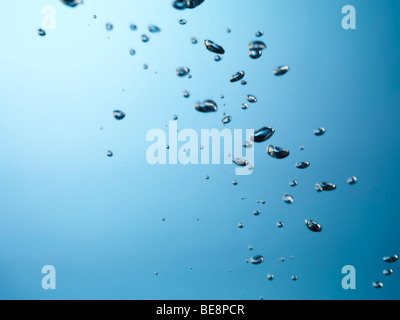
left=0, top=0, right=399, bottom=300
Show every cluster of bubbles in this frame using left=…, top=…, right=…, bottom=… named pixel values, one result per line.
left=53, top=0, right=392, bottom=295
left=372, top=255, right=398, bottom=289
left=245, top=124, right=358, bottom=282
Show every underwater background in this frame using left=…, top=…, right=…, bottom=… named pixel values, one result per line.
left=0, top=0, right=399, bottom=300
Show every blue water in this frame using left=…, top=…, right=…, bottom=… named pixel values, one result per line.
left=0, top=0, right=399, bottom=300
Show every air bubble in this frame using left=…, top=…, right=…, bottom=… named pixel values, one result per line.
left=195, top=100, right=218, bottom=113
left=148, top=25, right=161, bottom=33
left=249, top=49, right=262, bottom=59
left=176, top=67, right=190, bottom=77
left=105, top=23, right=113, bottom=31
left=141, top=34, right=150, bottom=42
left=60, top=0, right=83, bottom=7
left=113, top=110, right=126, bottom=120
left=204, top=39, right=225, bottom=54
left=274, top=66, right=290, bottom=76
left=296, top=161, right=310, bottom=169
left=250, top=255, right=264, bottom=265
left=315, top=182, right=336, bottom=192
left=267, top=145, right=290, bottom=159
left=249, top=40, right=267, bottom=51
left=276, top=222, right=285, bottom=228
left=172, top=0, right=187, bottom=10
left=221, top=116, right=232, bottom=124
left=383, top=269, right=393, bottom=276
left=383, top=255, right=398, bottom=263
left=246, top=95, right=257, bottom=103
left=314, top=127, right=326, bottom=136
left=37, top=29, right=46, bottom=36
left=283, top=194, right=294, bottom=204
left=230, top=71, right=245, bottom=83
left=233, top=158, right=248, bottom=167
left=372, top=282, right=383, bottom=289
left=252, top=127, right=274, bottom=143
left=186, top=0, right=205, bottom=9
left=305, top=220, right=322, bottom=232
